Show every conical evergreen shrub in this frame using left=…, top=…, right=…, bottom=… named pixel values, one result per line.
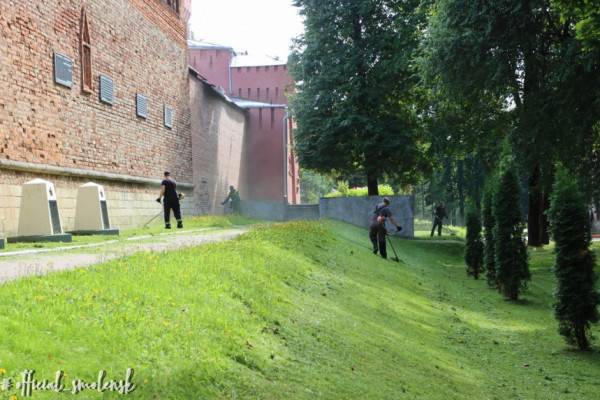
left=493, top=167, right=530, bottom=300
left=465, top=207, right=484, bottom=279
left=548, top=167, right=599, bottom=350
left=482, top=183, right=496, bottom=288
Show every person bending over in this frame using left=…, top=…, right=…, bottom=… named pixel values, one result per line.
left=221, top=185, right=241, bottom=214
left=369, top=198, right=402, bottom=259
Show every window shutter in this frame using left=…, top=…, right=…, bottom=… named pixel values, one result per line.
left=99, top=75, right=114, bottom=104
left=164, top=105, right=174, bottom=129
left=53, top=53, right=73, bottom=88
left=136, top=94, right=148, bottom=119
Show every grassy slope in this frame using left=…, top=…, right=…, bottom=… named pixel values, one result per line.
left=0, top=220, right=598, bottom=399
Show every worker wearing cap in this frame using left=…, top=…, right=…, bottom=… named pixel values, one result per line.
left=369, top=197, right=402, bottom=259
left=156, top=171, right=183, bottom=229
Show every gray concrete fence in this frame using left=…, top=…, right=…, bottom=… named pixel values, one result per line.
left=241, top=196, right=414, bottom=238
left=241, top=201, right=320, bottom=221
left=319, top=195, right=415, bottom=238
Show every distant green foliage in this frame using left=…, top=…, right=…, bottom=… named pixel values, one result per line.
left=548, top=166, right=599, bottom=350
left=465, top=207, right=484, bottom=279
left=482, top=182, right=497, bottom=288
left=336, top=181, right=350, bottom=197
left=325, top=183, right=394, bottom=198
left=554, top=0, right=600, bottom=53
left=493, top=167, right=530, bottom=300
left=300, top=170, right=336, bottom=204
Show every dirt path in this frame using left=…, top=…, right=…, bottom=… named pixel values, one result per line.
left=0, top=228, right=248, bottom=284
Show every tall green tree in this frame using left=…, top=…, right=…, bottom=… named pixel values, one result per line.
left=494, top=166, right=530, bottom=300
left=421, top=0, right=600, bottom=246
left=548, top=166, right=599, bottom=350
left=289, top=0, right=428, bottom=195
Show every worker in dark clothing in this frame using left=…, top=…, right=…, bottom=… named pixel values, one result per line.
left=369, top=198, right=402, bottom=259
left=221, top=185, right=241, bottom=214
left=431, top=203, right=447, bottom=237
left=156, top=171, right=183, bottom=229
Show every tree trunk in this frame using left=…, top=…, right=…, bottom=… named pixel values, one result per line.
left=457, top=160, right=465, bottom=225
left=421, top=184, right=425, bottom=219
left=528, top=166, right=543, bottom=247
left=575, top=323, right=590, bottom=351
left=367, top=173, right=379, bottom=196
left=542, top=191, right=550, bottom=245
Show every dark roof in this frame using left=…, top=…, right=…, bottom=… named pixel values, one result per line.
left=188, top=67, right=245, bottom=112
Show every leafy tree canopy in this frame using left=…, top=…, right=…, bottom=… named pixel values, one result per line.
left=554, top=0, right=600, bottom=53
left=289, top=0, right=429, bottom=193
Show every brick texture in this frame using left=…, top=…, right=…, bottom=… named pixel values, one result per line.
left=188, top=47, right=233, bottom=93
left=231, top=64, right=294, bottom=105
left=0, top=0, right=192, bottom=181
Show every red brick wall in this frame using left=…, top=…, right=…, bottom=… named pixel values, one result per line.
left=231, top=64, right=294, bottom=105
left=131, top=0, right=187, bottom=45
left=245, top=107, right=286, bottom=201
left=188, top=48, right=233, bottom=93
left=244, top=107, right=300, bottom=204
left=0, top=0, right=192, bottom=182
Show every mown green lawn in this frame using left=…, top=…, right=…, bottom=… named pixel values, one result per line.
left=0, top=220, right=598, bottom=399
left=0, top=215, right=256, bottom=253
left=414, top=218, right=466, bottom=239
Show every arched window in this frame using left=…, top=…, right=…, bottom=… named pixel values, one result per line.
left=80, top=7, right=92, bottom=93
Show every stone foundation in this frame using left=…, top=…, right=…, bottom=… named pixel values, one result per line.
left=0, top=169, right=196, bottom=237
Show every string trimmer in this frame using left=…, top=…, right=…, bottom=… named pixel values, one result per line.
left=143, top=210, right=163, bottom=229
left=143, top=192, right=185, bottom=229
left=386, top=234, right=401, bottom=263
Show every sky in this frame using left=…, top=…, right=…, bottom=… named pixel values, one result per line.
left=189, top=0, right=304, bottom=59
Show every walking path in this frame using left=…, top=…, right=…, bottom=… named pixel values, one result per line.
left=0, top=228, right=248, bottom=284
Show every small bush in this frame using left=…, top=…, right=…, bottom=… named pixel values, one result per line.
left=337, top=181, right=350, bottom=196
left=324, top=183, right=394, bottom=198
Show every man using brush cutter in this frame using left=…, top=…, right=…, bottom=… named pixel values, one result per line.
left=156, top=171, right=184, bottom=229
left=369, top=198, right=402, bottom=259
